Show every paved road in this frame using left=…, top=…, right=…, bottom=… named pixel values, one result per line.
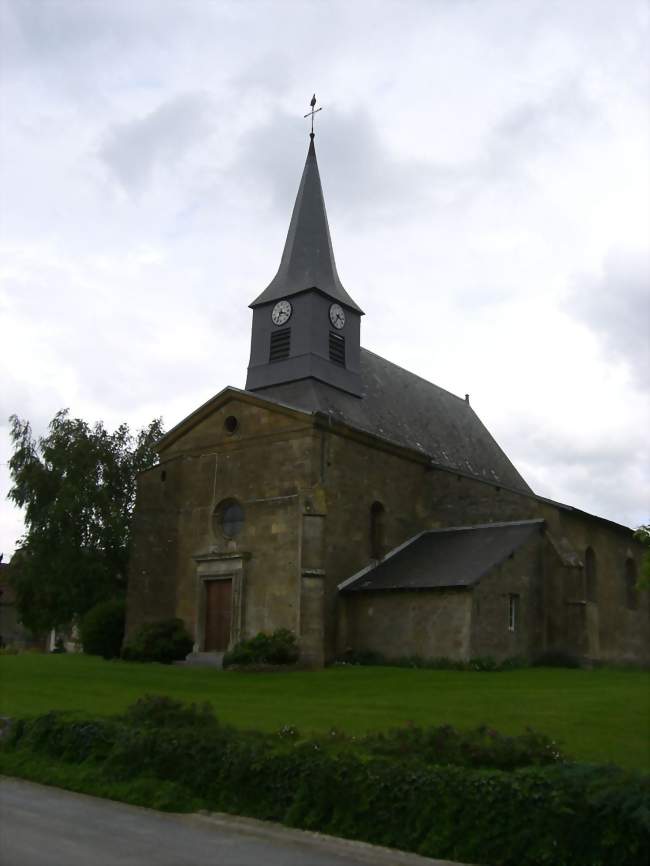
left=0, top=777, right=465, bottom=866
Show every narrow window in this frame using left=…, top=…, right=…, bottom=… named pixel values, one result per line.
left=329, top=332, right=345, bottom=366
left=270, top=328, right=291, bottom=362
left=585, top=547, right=597, bottom=602
left=508, top=594, right=519, bottom=632
left=370, top=501, right=385, bottom=560
left=625, top=558, right=638, bottom=611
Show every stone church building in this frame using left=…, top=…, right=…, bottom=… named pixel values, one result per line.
left=126, top=131, right=648, bottom=667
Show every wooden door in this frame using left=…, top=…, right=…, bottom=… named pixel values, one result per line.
left=204, top=579, right=232, bottom=651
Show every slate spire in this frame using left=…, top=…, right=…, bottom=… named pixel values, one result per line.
left=250, top=136, right=363, bottom=314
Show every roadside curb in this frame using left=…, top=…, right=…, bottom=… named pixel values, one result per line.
left=188, top=809, right=475, bottom=866
left=1, top=775, right=475, bottom=866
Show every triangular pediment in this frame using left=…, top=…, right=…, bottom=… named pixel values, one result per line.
left=158, top=387, right=314, bottom=457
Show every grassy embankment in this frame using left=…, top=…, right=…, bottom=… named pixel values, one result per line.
left=1, top=653, right=648, bottom=769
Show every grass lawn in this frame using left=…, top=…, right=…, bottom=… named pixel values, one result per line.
left=1, top=653, right=648, bottom=770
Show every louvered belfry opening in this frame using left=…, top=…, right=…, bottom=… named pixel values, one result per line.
left=269, top=328, right=291, bottom=362
left=329, top=332, right=345, bottom=366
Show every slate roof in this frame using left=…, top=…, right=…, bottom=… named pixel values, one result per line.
left=252, top=348, right=533, bottom=494
left=249, top=137, right=363, bottom=314
left=340, top=519, right=544, bottom=593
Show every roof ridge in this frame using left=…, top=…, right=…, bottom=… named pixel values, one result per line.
left=424, top=518, right=544, bottom=533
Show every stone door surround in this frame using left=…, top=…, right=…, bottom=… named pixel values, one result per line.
left=193, top=552, right=245, bottom=652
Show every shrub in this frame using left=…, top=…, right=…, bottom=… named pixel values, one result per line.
left=80, top=599, right=126, bottom=659
left=5, top=705, right=649, bottom=866
left=333, top=652, right=527, bottom=671
left=223, top=628, right=299, bottom=667
left=121, top=695, right=218, bottom=731
left=121, top=618, right=193, bottom=664
left=359, top=723, right=567, bottom=770
left=334, top=648, right=387, bottom=666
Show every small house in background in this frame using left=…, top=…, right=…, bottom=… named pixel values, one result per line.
left=125, top=120, right=648, bottom=668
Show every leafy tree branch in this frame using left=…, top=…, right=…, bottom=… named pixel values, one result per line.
left=7, top=410, right=163, bottom=632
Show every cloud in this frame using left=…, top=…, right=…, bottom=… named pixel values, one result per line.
left=566, top=248, right=650, bottom=386
left=496, top=406, right=650, bottom=529
left=1, top=0, right=648, bottom=558
left=100, top=93, right=216, bottom=192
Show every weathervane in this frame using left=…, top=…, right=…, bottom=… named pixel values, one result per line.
left=304, top=93, right=322, bottom=138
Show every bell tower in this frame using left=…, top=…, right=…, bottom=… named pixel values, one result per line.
left=245, top=104, right=364, bottom=397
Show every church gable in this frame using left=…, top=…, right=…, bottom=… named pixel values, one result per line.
left=159, top=389, right=314, bottom=459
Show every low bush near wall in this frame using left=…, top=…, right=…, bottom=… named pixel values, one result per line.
left=334, top=650, right=528, bottom=671
left=121, top=619, right=193, bottom=664
left=3, top=698, right=648, bottom=866
left=223, top=628, right=299, bottom=667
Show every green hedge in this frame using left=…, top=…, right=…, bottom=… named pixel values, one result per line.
left=5, top=706, right=648, bottom=866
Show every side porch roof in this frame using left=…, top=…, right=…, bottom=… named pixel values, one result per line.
left=339, top=519, right=544, bottom=593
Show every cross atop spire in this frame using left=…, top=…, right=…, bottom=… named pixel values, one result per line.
left=304, top=93, right=322, bottom=138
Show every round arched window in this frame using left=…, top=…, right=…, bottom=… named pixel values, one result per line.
left=214, top=499, right=245, bottom=538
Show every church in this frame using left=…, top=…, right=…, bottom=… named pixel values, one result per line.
left=125, top=122, right=648, bottom=668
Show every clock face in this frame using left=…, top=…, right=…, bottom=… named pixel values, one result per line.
left=271, top=299, right=292, bottom=326
left=329, top=303, right=346, bottom=329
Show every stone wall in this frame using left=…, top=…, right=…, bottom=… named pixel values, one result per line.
left=319, top=429, right=429, bottom=657
left=425, top=469, right=538, bottom=527
left=470, top=531, right=544, bottom=660
left=340, top=589, right=472, bottom=661
left=124, top=459, right=180, bottom=640
left=537, top=503, right=649, bottom=663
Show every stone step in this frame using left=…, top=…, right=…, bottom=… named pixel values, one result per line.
left=178, top=651, right=225, bottom=668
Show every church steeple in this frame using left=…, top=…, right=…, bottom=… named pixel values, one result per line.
left=249, top=136, right=363, bottom=313
left=246, top=113, right=363, bottom=397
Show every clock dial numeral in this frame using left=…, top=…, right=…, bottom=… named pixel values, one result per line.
left=272, top=300, right=292, bottom=326
left=329, top=303, right=346, bottom=329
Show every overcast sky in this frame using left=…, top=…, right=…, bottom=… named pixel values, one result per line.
left=1, top=0, right=648, bottom=557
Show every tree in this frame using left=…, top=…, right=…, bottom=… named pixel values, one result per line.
left=7, top=410, right=163, bottom=632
